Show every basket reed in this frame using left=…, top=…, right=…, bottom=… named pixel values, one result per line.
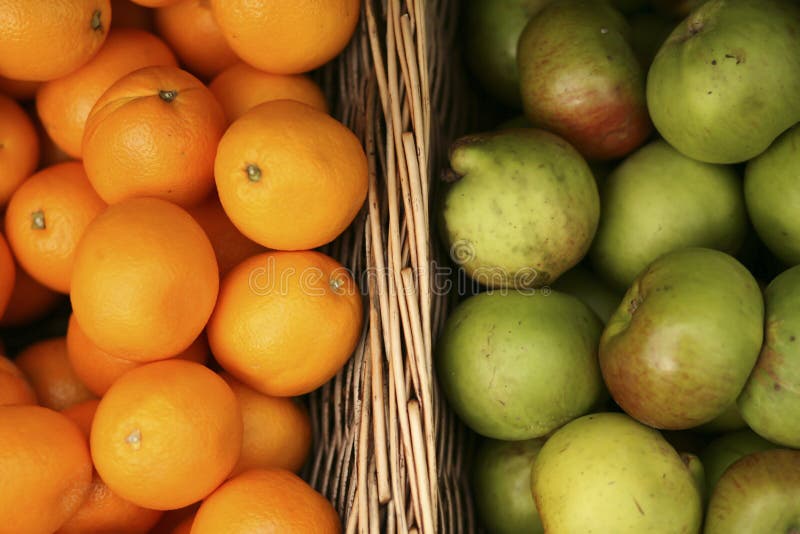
left=305, top=0, right=480, bottom=532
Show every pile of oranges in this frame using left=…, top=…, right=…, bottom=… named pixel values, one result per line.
left=0, top=0, right=365, bottom=532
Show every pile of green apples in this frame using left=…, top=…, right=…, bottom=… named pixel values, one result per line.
left=436, top=0, right=800, bottom=532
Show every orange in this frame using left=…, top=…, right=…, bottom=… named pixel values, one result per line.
left=154, top=0, right=239, bottom=80
left=37, top=118, right=75, bottom=168
left=209, top=62, right=328, bottom=122
left=0, top=0, right=110, bottom=81
left=192, top=468, right=341, bottom=534
left=70, top=198, right=219, bottom=362
left=15, top=337, right=96, bottom=410
left=90, top=360, right=243, bottom=510
left=37, top=28, right=178, bottom=158
left=214, top=100, right=367, bottom=250
left=83, top=65, right=226, bottom=207
left=0, top=76, right=40, bottom=101
left=210, top=0, right=360, bottom=74
left=111, top=0, right=155, bottom=31
left=67, top=314, right=210, bottom=396
left=207, top=250, right=363, bottom=397
left=0, top=94, right=39, bottom=207
left=0, top=233, right=14, bottom=317
left=222, top=373, right=312, bottom=476
left=0, top=263, right=63, bottom=327
left=0, top=405, right=93, bottom=533
left=187, top=195, right=264, bottom=276
left=5, top=162, right=106, bottom=293
left=60, top=399, right=165, bottom=534
left=0, top=355, right=37, bottom=406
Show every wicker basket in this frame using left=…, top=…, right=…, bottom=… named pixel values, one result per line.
left=304, top=0, right=482, bottom=532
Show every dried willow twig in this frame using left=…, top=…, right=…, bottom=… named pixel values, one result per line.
left=306, top=0, right=480, bottom=531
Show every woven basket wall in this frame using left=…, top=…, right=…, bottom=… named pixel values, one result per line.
left=303, top=0, right=483, bottom=532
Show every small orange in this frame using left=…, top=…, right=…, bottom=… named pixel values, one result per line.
left=187, top=195, right=264, bottom=276
left=0, top=94, right=39, bottom=207
left=192, top=469, right=341, bottom=534
left=67, top=314, right=210, bottom=396
left=214, top=100, right=367, bottom=250
left=37, top=119, right=75, bottom=168
left=0, top=355, right=37, bottom=406
left=154, top=0, right=239, bottom=80
left=0, top=233, right=14, bottom=317
left=209, top=62, right=328, bottom=122
left=0, top=405, right=93, bottom=533
left=0, top=262, right=63, bottom=327
left=60, top=399, right=165, bottom=534
left=83, top=65, right=226, bottom=206
left=222, top=373, right=312, bottom=476
left=111, top=0, right=155, bottom=30
left=208, top=250, right=363, bottom=397
left=210, top=0, right=360, bottom=74
left=0, top=0, right=110, bottom=81
left=5, top=162, right=106, bottom=293
left=70, top=198, right=219, bottom=362
left=15, top=337, right=96, bottom=410
left=90, top=360, right=243, bottom=510
left=37, top=28, right=178, bottom=158
left=0, top=76, right=40, bottom=101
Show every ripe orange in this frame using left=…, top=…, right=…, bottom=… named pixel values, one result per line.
left=210, top=0, right=360, bottom=74
left=90, top=360, right=243, bottom=510
left=187, top=195, right=264, bottom=276
left=0, top=76, right=40, bottom=101
left=0, top=94, right=39, bottom=207
left=70, top=197, right=219, bottom=362
left=154, top=0, right=239, bottom=80
left=37, top=28, right=178, bottom=158
left=192, top=469, right=341, bottom=534
left=222, top=373, right=312, bottom=476
left=82, top=65, right=226, bottom=207
left=15, top=337, right=95, bottom=410
left=0, top=233, right=14, bottom=317
left=209, top=62, right=328, bottom=122
left=0, top=405, right=93, bottom=533
left=0, top=262, right=63, bottom=327
left=111, top=0, right=155, bottom=30
left=67, top=314, right=210, bottom=396
left=207, top=250, right=363, bottom=397
left=214, top=100, right=367, bottom=250
left=0, top=355, right=37, bottom=406
left=0, top=0, right=110, bottom=81
left=60, top=399, right=165, bottom=534
left=5, top=162, right=106, bottom=293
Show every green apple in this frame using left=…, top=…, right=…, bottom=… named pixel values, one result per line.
left=435, top=290, right=604, bottom=440
left=472, top=438, right=544, bottom=534
left=517, top=0, right=651, bottom=160
left=464, top=0, right=554, bottom=108
left=531, top=412, right=703, bottom=533
left=590, top=140, right=747, bottom=289
left=647, top=0, right=800, bottom=163
left=700, top=429, right=777, bottom=494
left=440, top=129, right=599, bottom=288
left=745, top=124, right=800, bottom=266
left=704, top=449, right=800, bottom=534
left=600, top=248, right=764, bottom=429
left=552, top=265, right=622, bottom=323
left=738, top=265, right=800, bottom=448
left=681, top=452, right=707, bottom=503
